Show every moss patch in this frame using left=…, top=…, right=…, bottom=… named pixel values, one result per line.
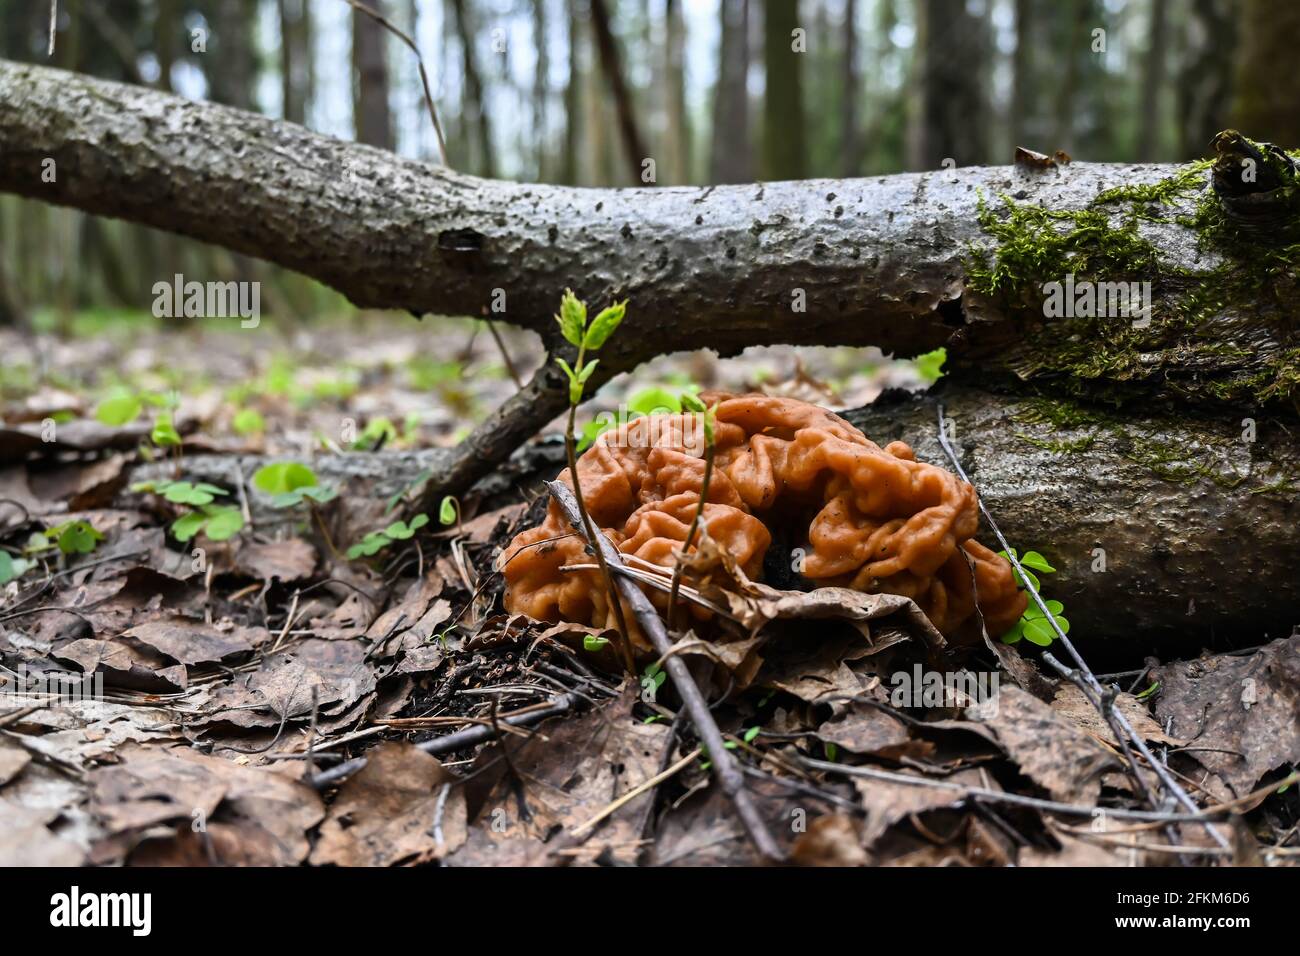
left=965, top=144, right=1300, bottom=408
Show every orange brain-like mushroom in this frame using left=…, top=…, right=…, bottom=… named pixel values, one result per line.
left=501, top=393, right=1026, bottom=648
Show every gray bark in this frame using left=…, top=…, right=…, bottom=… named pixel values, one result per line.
left=3, top=58, right=1290, bottom=395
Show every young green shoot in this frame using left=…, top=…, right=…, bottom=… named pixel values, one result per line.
left=996, top=548, right=1070, bottom=646
left=253, top=462, right=340, bottom=557
left=554, top=289, right=635, bottom=675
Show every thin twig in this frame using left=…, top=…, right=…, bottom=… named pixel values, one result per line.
left=485, top=320, right=523, bottom=388
left=339, top=0, right=449, bottom=165
left=934, top=404, right=1230, bottom=852
left=47, top=0, right=57, bottom=57
left=548, top=481, right=784, bottom=861
left=308, top=691, right=580, bottom=789
left=571, top=747, right=701, bottom=837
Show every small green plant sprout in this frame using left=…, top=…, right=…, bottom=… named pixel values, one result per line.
left=1135, top=681, right=1160, bottom=702
left=666, top=392, right=718, bottom=631
left=170, top=506, right=245, bottom=543
left=94, top=392, right=143, bottom=427
left=996, top=548, right=1069, bottom=646
left=742, top=725, right=761, bottom=744
left=913, top=346, right=948, bottom=384
left=232, top=408, right=265, bottom=436
left=641, top=661, right=667, bottom=700
left=41, top=520, right=104, bottom=556
left=252, top=462, right=337, bottom=508
left=438, top=495, right=460, bottom=528
left=132, top=479, right=226, bottom=506
left=554, top=289, right=635, bottom=674
left=253, top=462, right=339, bottom=555
left=346, top=514, right=430, bottom=560
left=131, top=479, right=246, bottom=542
left=0, top=550, right=32, bottom=585
left=352, top=416, right=399, bottom=451
left=582, top=634, right=611, bottom=653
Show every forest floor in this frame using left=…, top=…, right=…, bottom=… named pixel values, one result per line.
left=0, top=312, right=1296, bottom=866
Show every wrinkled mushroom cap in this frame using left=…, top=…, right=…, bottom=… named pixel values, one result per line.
left=502, top=393, right=1026, bottom=649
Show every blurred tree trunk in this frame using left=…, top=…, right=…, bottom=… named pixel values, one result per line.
left=1010, top=0, right=1033, bottom=148
left=352, top=0, right=393, bottom=149
left=207, top=0, right=255, bottom=110
left=1137, top=0, right=1168, bottom=161
left=561, top=0, right=581, bottom=184
left=1233, top=0, right=1300, bottom=146
left=912, top=0, right=985, bottom=169
left=664, top=0, right=689, bottom=183
left=709, top=0, right=750, bottom=184
left=841, top=0, right=860, bottom=176
left=1048, top=0, right=1089, bottom=152
left=450, top=0, right=495, bottom=177
left=280, top=0, right=311, bottom=125
left=762, top=0, right=805, bottom=180
left=532, top=0, right=548, bottom=180
left=156, top=0, right=177, bottom=92
left=1178, top=0, right=1237, bottom=158
left=589, top=0, right=648, bottom=183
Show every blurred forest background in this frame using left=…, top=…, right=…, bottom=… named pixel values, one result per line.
left=1, top=0, right=1298, bottom=324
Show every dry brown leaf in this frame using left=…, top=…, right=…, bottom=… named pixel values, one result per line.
left=1151, top=635, right=1300, bottom=797
left=311, top=741, right=466, bottom=866
left=966, top=686, right=1118, bottom=805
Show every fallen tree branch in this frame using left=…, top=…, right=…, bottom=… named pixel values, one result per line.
left=546, top=480, right=785, bottom=861
left=3, top=59, right=1289, bottom=405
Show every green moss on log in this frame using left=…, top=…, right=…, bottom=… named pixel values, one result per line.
left=966, top=144, right=1300, bottom=408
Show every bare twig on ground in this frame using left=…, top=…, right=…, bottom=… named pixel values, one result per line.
left=308, top=691, right=581, bottom=789
left=571, top=747, right=701, bottom=838
left=547, top=480, right=784, bottom=861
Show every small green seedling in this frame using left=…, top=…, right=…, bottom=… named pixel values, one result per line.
left=0, top=551, right=32, bottom=585
left=252, top=462, right=337, bottom=508
left=254, top=462, right=339, bottom=554
left=438, top=495, right=459, bottom=527
left=42, top=520, right=104, bottom=555
left=346, top=514, right=430, bottom=559
left=132, top=479, right=245, bottom=542
left=132, top=479, right=227, bottom=506
left=997, top=548, right=1070, bottom=646
left=232, top=408, right=265, bottom=436
left=913, top=346, right=948, bottom=383
left=555, top=289, right=634, bottom=674
left=170, top=506, right=245, bottom=542
left=582, top=634, right=611, bottom=653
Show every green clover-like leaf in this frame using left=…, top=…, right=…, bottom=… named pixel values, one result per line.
left=95, top=394, right=142, bottom=427
left=54, top=520, right=103, bottom=555
left=202, top=506, right=245, bottom=542
left=151, top=414, right=181, bottom=448
left=170, top=511, right=207, bottom=543
left=253, top=462, right=319, bottom=496
left=232, top=408, right=266, bottom=435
